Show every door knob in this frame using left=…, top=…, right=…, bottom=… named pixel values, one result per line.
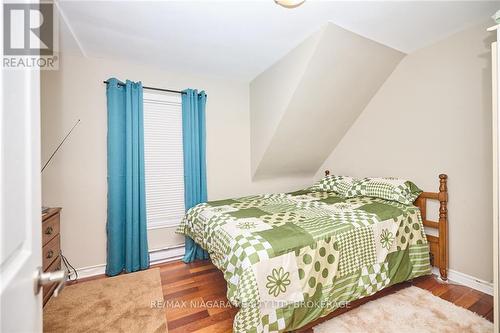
left=34, top=267, right=67, bottom=296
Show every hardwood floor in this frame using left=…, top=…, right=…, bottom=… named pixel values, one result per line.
left=73, top=259, right=493, bottom=332
left=156, top=259, right=493, bottom=333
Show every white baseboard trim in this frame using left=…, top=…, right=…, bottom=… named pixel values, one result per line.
left=75, top=263, right=106, bottom=280
left=75, top=245, right=186, bottom=280
left=149, top=244, right=185, bottom=265
left=432, top=267, right=493, bottom=295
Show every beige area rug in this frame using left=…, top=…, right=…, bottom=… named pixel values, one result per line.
left=44, top=268, right=167, bottom=333
left=313, top=286, right=493, bottom=333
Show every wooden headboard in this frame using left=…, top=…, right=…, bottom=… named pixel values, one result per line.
left=414, top=174, right=448, bottom=281
left=324, top=170, right=448, bottom=281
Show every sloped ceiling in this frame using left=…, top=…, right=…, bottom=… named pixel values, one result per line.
left=57, top=1, right=497, bottom=81
left=250, top=23, right=405, bottom=179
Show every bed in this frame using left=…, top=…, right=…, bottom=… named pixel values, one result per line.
left=176, top=171, right=448, bottom=333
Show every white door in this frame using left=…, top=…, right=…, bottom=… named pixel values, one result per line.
left=489, top=24, right=500, bottom=333
left=0, top=4, right=43, bottom=332
left=493, top=36, right=500, bottom=333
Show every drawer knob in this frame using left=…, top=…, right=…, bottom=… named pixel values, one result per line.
left=46, top=250, right=54, bottom=259
left=45, top=226, right=53, bottom=235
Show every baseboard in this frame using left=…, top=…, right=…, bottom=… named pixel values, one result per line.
left=75, top=245, right=185, bottom=280
left=149, top=244, right=185, bottom=265
left=432, top=267, right=493, bottom=296
left=75, top=263, right=106, bottom=280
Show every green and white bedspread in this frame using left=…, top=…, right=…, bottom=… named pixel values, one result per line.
left=176, top=188, right=431, bottom=333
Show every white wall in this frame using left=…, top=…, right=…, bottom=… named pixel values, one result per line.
left=250, top=28, right=322, bottom=177
left=41, top=53, right=313, bottom=270
left=317, top=21, right=494, bottom=282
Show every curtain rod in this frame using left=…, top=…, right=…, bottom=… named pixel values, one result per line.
left=103, top=80, right=185, bottom=95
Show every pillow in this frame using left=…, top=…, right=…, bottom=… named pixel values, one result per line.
left=345, top=177, right=422, bottom=205
left=312, top=175, right=357, bottom=196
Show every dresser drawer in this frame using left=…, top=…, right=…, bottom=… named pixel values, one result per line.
left=43, top=235, right=60, bottom=270
left=43, top=256, right=61, bottom=306
left=42, top=212, right=60, bottom=246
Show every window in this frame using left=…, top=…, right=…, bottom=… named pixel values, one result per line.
left=143, top=92, right=185, bottom=229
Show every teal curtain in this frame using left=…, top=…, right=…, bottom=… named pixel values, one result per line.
left=182, top=89, right=209, bottom=263
left=105, top=78, right=149, bottom=276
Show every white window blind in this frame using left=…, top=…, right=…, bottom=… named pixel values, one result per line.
left=143, top=92, right=185, bottom=229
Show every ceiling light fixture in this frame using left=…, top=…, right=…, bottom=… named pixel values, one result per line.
left=274, top=0, right=305, bottom=9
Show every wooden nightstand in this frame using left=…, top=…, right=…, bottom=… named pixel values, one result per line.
left=41, top=207, right=61, bottom=306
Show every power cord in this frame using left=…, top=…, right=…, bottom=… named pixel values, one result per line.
left=60, top=251, right=78, bottom=281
